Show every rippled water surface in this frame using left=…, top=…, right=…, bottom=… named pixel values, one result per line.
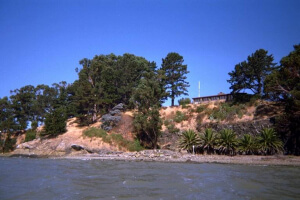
left=0, top=157, right=300, bottom=199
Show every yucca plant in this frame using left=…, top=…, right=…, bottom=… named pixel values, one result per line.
left=217, top=129, right=238, bottom=156
left=199, top=128, right=218, bottom=154
left=178, top=129, right=200, bottom=153
left=257, top=128, right=283, bottom=155
left=238, top=134, right=257, bottom=155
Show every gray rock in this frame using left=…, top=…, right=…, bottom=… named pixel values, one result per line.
left=100, top=104, right=123, bottom=131
left=71, top=144, right=84, bottom=151
left=112, top=103, right=124, bottom=111
left=109, top=109, right=121, bottom=116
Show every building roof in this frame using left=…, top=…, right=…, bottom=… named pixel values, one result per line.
left=192, top=92, right=231, bottom=100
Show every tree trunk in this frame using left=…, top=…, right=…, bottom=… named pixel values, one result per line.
left=92, top=103, right=97, bottom=122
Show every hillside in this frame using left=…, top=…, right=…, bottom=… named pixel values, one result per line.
left=9, top=100, right=284, bottom=157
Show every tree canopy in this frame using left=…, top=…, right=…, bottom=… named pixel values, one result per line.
left=161, top=52, right=190, bottom=106
left=228, top=49, right=276, bottom=96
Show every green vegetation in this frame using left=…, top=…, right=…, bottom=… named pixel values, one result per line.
left=161, top=52, right=190, bottom=106
left=199, top=128, right=218, bottom=154
left=0, top=134, right=16, bottom=153
left=131, top=70, right=165, bottom=149
left=43, top=107, right=67, bottom=137
left=178, top=98, right=191, bottom=107
left=264, top=45, right=300, bottom=155
left=195, top=104, right=209, bottom=113
left=83, top=127, right=107, bottom=138
left=0, top=45, right=299, bottom=154
left=228, top=49, right=276, bottom=96
left=25, top=130, right=36, bottom=142
left=238, top=134, right=257, bottom=155
left=174, top=111, right=188, bottom=123
left=209, top=103, right=246, bottom=121
left=178, top=129, right=200, bottom=153
left=83, top=127, right=143, bottom=152
left=257, top=128, right=283, bottom=155
left=217, top=129, right=238, bottom=156
left=179, top=127, right=283, bottom=156
left=164, top=119, right=180, bottom=134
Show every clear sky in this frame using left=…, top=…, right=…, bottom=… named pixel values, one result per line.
left=0, top=0, right=299, bottom=105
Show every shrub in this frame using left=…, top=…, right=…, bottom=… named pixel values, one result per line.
left=238, top=134, right=258, bottom=155
left=25, top=130, right=36, bottom=142
left=174, top=111, right=188, bottom=123
left=199, top=128, right=218, bottom=154
left=195, top=104, right=208, bottom=113
left=178, top=98, right=191, bottom=106
left=178, top=129, right=200, bottom=153
left=164, top=119, right=180, bottom=134
left=217, top=129, right=238, bottom=156
left=209, top=102, right=246, bottom=121
left=127, top=139, right=144, bottom=152
left=257, top=128, right=283, bottom=155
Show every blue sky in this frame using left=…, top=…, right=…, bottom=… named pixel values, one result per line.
left=0, top=0, right=299, bottom=105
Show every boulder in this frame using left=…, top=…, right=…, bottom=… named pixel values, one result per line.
left=71, top=144, right=84, bottom=151
left=100, top=103, right=123, bottom=131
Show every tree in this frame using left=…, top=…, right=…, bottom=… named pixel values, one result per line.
left=264, top=44, right=300, bottom=155
left=0, top=97, right=17, bottom=133
left=238, top=134, right=257, bottom=155
left=257, top=128, right=283, bottom=155
left=43, top=107, right=67, bottom=137
left=264, top=44, right=300, bottom=110
left=217, top=129, right=238, bottom=156
left=10, top=85, right=37, bottom=130
left=72, top=53, right=151, bottom=125
left=228, top=49, right=276, bottom=97
left=199, top=128, right=218, bottom=154
left=178, top=129, right=200, bottom=153
left=161, top=52, right=190, bottom=106
left=131, top=68, right=165, bottom=149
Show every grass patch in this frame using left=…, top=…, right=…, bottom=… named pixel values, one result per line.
left=83, top=127, right=107, bottom=138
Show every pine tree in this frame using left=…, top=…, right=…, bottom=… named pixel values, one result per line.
left=161, top=52, right=190, bottom=106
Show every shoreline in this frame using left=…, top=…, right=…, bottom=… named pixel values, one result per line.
left=2, top=150, right=300, bottom=166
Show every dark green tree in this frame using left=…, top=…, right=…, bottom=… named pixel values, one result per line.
left=161, top=52, right=190, bottom=106
left=264, top=44, right=300, bottom=155
left=131, top=67, right=165, bottom=149
left=43, top=107, right=67, bottom=137
left=10, top=85, right=37, bottom=129
left=228, top=49, right=276, bottom=97
left=0, top=97, right=17, bottom=133
left=34, top=84, right=58, bottom=123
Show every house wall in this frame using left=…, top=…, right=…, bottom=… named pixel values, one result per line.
left=193, top=94, right=233, bottom=104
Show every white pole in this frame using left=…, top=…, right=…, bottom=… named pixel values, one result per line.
left=198, top=81, right=200, bottom=97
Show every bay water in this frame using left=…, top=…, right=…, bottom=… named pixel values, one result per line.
left=0, top=157, right=299, bottom=199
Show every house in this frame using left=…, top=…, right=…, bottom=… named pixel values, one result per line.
left=192, top=92, right=233, bottom=104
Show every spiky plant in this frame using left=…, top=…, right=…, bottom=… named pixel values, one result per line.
left=238, top=134, right=257, bottom=155
left=178, top=129, right=200, bottom=153
left=217, top=129, right=238, bottom=156
left=257, top=128, right=283, bottom=155
left=199, top=128, right=217, bottom=154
